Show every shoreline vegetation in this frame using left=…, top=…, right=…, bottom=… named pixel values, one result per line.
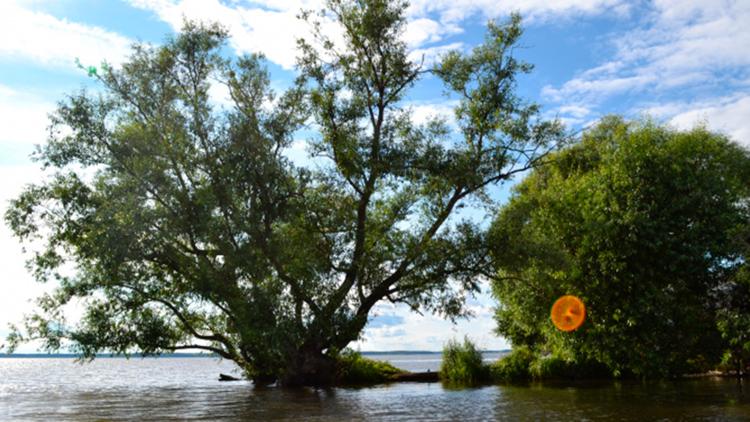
left=5, top=345, right=745, bottom=387
left=341, top=339, right=750, bottom=386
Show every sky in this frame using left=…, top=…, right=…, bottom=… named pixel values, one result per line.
left=1, top=0, right=749, bottom=353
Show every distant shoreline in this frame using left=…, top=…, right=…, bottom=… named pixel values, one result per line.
left=0, top=350, right=510, bottom=359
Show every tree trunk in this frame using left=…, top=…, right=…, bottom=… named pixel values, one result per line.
left=252, top=373, right=278, bottom=386
left=740, top=356, right=745, bottom=378
left=280, top=346, right=337, bottom=387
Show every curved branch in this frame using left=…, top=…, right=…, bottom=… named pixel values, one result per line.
left=160, top=344, right=234, bottom=360
left=117, top=282, right=241, bottom=363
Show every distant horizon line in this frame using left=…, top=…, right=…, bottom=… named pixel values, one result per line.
left=1, top=350, right=511, bottom=358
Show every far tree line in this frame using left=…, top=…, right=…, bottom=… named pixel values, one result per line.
left=4, top=0, right=749, bottom=386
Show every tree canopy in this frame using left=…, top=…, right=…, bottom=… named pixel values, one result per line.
left=490, top=116, right=750, bottom=377
left=4, top=0, right=564, bottom=386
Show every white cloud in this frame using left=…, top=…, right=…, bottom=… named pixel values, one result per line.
left=0, top=85, right=55, bottom=145
left=557, top=105, right=591, bottom=119
left=406, top=0, right=630, bottom=24
left=407, top=100, right=459, bottom=126
left=403, top=17, right=462, bottom=47
left=641, top=94, right=750, bottom=148
left=127, top=0, right=336, bottom=70
left=351, top=282, right=509, bottom=351
left=129, top=0, right=465, bottom=70
left=543, top=1, right=750, bottom=105
left=207, top=80, right=233, bottom=107
left=0, top=2, right=133, bottom=69
left=354, top=296, right=508, bottom=352
left=127, top=0, right=633, bottom=72
left=0, top=165, right=53, bottom=352
left=548, top=104, right=593, bottom=127
left=0, top=164, right=94, bottom=353
left=543, top=75, right=657, bottom=103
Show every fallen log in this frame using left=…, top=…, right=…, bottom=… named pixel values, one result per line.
left=217, top=371, right=441, bottom=383
left=389, top=371, right=440, bottom=382
left=219, top=373, right=241, bottom=381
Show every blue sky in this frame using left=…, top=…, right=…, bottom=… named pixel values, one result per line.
left=1, top=0, right=749, bottom=352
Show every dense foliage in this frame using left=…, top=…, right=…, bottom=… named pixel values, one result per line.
left=490, top=346, right=533, bottom=381
left=3, top=0, right=563, bottom=386
left=490, top=346, right=609, bottom=382
left=490, top=117, right=750, bottom=378
left=716, top=262, right=750, bottom=376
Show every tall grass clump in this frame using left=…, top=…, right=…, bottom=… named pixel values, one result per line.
left=440, top=337, right=488, bottom=384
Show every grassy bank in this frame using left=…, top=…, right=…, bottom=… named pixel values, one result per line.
left=488, top=346, right=746, bottom=383
left=336, top=350, right=405, bottom=385
left=335, top=341, right=746, bottom=387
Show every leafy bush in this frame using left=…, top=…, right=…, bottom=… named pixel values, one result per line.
left=529, top=354, right=611, bottom=380
left=491, top=347, right=612, bottom=382
left=490, top=346, right=534, bottom=381
left=529, top=354, right=571, bottom=379
left=716, top=266, right=750, bottom=377
left=440, top=337, right=488, bottom=384
left=490, top=117, right=750, bottom=378
left=336, top=349, right=404, bottom=385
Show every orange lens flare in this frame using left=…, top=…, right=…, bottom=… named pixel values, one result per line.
left=551, top=295, right=586, bottom=332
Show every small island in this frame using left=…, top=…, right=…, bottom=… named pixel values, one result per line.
left=1, top=0, right=748, bottom=420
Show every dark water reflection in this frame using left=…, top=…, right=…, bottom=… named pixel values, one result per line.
left=1, top=358, right=748, bottom=421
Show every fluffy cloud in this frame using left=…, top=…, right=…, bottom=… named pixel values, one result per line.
left=0, top=85, right=54, bottom=146
left=128, top=0, right=631, bottom=72
left=407, top=100, right=459, bottom=126
left=352, top=284, right=508, bottom=351
left=406, top=0, right=630, bottom=24
left=642, top=94, right=750, bottom=147
left=354, top=305, right=507, bottom=351
left=544, top=104, right=594, bottom=128
left=0, top=165, right=53, bottom=352
left=0, top=2, right=132, bottom=69
left=403, top=17, right=462, bottom=46
left=543, top=1, right=750, bottom=105
left=127, top=0, right=464, bottom=70
left=127, top=0, right=341, bottom=70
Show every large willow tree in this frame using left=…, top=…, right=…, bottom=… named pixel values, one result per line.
left=4, top=0, right=563, bottom=386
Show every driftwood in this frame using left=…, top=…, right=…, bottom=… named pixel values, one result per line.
left=389, top=371, right=440, bottom=382
left=217, top=371, right=440, bottom=383
left=219, top=373, right=241, bottom=381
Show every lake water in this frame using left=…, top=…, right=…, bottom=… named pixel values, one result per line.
left=1, top=354, right=749, bottom=421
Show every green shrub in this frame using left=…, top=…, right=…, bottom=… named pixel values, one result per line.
left=684, top=353, right=721, bottom=375
left=529, top=354, right=570, bottom=379
left=489, top=117, right=750, bottom=379
left=491, top=348, right=612, bottom=382
left=490, top=346, right=534, bottom=382
left=336, top=349, right=404, bottom=385
left=529, top=354, right=611, bottom=380
left=440, top=337, right=488, bottom=384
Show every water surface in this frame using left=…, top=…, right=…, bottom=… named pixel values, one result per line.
left=1, top=355, right=748, bottom=420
